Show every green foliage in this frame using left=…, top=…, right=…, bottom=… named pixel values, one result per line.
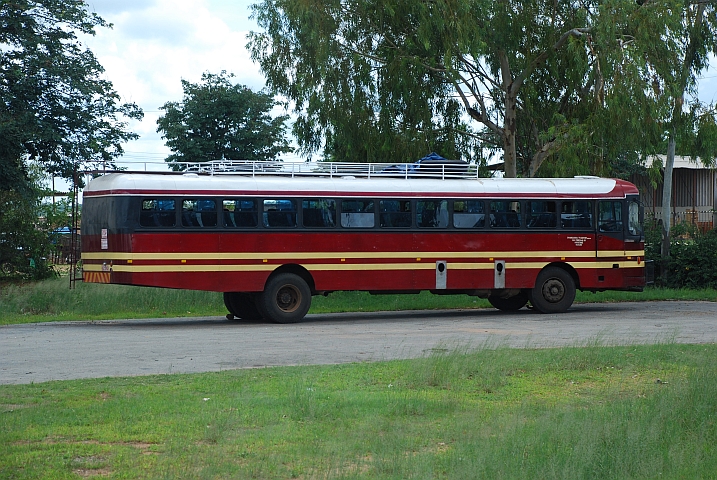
left=0, top=191, right=55, bottom=281
left=156, top=71, right=292, bottom=167
left=644, top=218, right=717, bottom=289
left=665, top=228, right=717, bottom=289
left=0, top=164, right=71, bottom=281
left=248, top=0, right=492, bottom=164
left=643, top=215, right=662, bottom=263
left=248, top=0, right=695, bottom=176
left=0, top=0, right=143, bottom=191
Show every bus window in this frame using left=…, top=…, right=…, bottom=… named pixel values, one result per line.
left=140, top=199, right=176, bottom=227
left=526, top=201, right=556, bottom=228
left=628, top=200, right=642, bottom=236
left=417, top=200, right=448, bottom=228
left=182, top=199, right=217, bottom=228
left=561, top=201, right=593, bottom=228
left=263, top=199, right=297, bottom=228
left=598, top=201, right=623, bottom=232
left=302, top=199, right=336, bottom=228
left=453, top=200, right=485, bottom=228
left=223, top=199, right=258, bottom=228
left=341, top=199, right=374, bottom=228
left=490, top=201, right=521, bottom=228
left=380, top=200, right=411, bottom=228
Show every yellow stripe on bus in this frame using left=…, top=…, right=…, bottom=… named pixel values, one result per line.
left=82, top=249, right=644, bottom=262
left=83, top=259, right=644, bottom=274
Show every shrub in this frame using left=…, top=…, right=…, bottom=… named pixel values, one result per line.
left=666, top=228, right=717, bottom=288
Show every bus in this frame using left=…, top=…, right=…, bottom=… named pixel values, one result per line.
left=81, top=163, right=646, bottom=323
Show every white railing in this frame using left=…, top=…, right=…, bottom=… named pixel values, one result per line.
left=90, top=159, right=482, bottom=180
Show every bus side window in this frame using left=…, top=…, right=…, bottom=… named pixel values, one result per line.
left=302, top=199, right=336, bottom=228
left=380, top=200, right=411, bottom=228
left=182, top=199, right=217, bottom=228
left=341, top=199, right=374, bottom=228
left=453, top=200, right=485, bottom=228
left=417, top=200, right=448, bottom=228
left=490, top=200, right=521, bottom=228
left=598, top=201, right=623, bottom=232
left=263, top=199, right=297, bottom=228
left=561, top=201, right=593, bottom=228
left=526, top=201, right=556, bottom=228
left=140, top=199, right=176, bottom=227
left=223, top=199, right=258, bottom=228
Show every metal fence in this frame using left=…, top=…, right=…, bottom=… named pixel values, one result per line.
left=645, top=209, right=715, bottom=232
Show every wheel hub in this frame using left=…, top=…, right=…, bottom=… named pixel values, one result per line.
left=542, top=279, right=565, bottom=303
left=276, top=285, right=300, bottom=312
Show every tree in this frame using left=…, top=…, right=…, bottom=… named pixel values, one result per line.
left=653, top=2, right=717, bottom=265
left=156, top=72, right=293, bottom=167
left=0, top=163, right=64, bottom=279
left=0, top=0, right=143, bottom=192
left=249, top=0, right=690, bottom=177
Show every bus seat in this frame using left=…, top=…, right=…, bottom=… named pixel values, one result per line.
left=224, top=210, right=237, bottom=227
left=235, top=212, right=257, bottom=227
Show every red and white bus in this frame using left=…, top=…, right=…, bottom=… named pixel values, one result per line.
left=81, top=164, right=646, bottom=322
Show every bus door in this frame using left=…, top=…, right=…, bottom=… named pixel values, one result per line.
left=596, top=200, right=626, bottom=285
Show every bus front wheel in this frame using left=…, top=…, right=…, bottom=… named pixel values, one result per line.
left=530, top=267, right=576, bottom=314
left=257, top=273, right=312, bottom=323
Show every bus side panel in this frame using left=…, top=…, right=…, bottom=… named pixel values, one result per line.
left=83, top=229, right=640, bottom=293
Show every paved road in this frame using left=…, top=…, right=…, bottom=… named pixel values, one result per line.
left=2, top=301, right=716, bottom=385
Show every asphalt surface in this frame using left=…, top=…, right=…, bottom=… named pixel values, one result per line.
left=1, top=301, right=716, bottom=385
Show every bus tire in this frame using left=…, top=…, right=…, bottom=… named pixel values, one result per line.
left=257, top=273, right=311, bottom=324
left=530, top=267, right=576, bottom=314
left=488, top=290, right=529, bottom=312
left=224, top=292, right=262, bottom=320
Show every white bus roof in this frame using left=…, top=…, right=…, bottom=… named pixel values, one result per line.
left=84, top=172, right=636, bottom=198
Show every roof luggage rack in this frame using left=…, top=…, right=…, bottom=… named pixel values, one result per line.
left=95, top=159, right=482, bottom=180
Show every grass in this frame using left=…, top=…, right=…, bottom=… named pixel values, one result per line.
left=1, top=343, right=716, bottom=479
left=1, top=276, right=716, bottom=325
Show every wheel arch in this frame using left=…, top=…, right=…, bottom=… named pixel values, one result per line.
left=266, top=264, right=316, bottom=294
left=542, top=261, right=581, bottom=290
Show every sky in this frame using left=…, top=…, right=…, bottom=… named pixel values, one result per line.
left=76, top=0, right=717, bottom=174
left=80, top=0, right=293, bottom=170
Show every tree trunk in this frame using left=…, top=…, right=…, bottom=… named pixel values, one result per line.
left=660, top=135, right=676, bottom=279
left=503, top=92, right=518, bottom=178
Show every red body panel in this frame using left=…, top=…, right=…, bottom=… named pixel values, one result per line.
left=82, top=231, right=645, bottom=292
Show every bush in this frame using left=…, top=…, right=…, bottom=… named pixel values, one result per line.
left=645, top=218, right=717, bottom=289
left=0, top=191, right=58, bottom=282
left=666, top=228, right=717, bottom=288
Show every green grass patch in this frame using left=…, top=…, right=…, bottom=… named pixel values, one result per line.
left=1, top=276, right=716, bottom=325
left=1, top=344, right=715, bottom=478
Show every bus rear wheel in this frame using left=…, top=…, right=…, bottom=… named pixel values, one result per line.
left=530, top=267, right=576, bottom=314
left=223, top=292, right=262, bottom=320
left=488, top=291, right=529, bottom=312
left=257, top=273, right=311, bottom=324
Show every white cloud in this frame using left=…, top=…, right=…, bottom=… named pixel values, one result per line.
left=78, top=0, right=269, bottom=167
